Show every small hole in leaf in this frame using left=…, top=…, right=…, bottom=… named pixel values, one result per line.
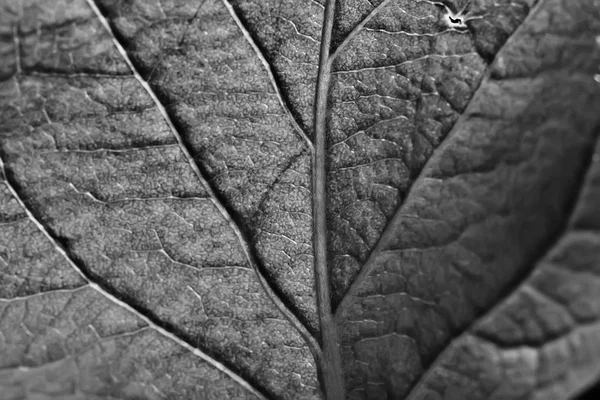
left=443, top=12, right=468, bottom=29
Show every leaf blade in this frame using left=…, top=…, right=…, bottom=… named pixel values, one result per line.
left=0, top=157, right=266, bottom=399
left=336, top=0, right=600, bottom=397
left=0, top=0, right=319, bottom=396
left=87, top=0, right=320, bottom=360
left=406, top=137, right=600, bottom=399
left=94, top=0, right=322, bottom=334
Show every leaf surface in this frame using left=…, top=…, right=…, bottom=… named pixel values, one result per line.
left=336, top=0, right=600, bottom=397
left=1, top=0, right=599, bottom=399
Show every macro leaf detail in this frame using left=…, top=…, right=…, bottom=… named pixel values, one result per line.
left=1, top=0, right=599, bottom=399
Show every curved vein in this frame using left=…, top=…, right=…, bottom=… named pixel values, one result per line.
left=86, top=0, right=321, bottom=364
left=329, top=0, right=393, bottom=62
left=405, top=131, right=600, bottom=400
left=334, top=0, right=538, bottom=319
left=221, top=0, right=314, bottom=152
left=0, top=157, right=267, bottom=400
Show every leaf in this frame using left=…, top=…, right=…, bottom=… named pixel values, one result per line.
left=335, top=0, right=600, bottom=398
left=405, top=139, right=600, bottom=399
left=0, top=0, right=599, bottom=399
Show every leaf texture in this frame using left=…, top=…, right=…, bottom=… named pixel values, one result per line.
left=0, top=1, right=317, bottom=397
left=336, top=0, right=600, bottom=398
left=328, top=0, right=487, bottom=301
left=407, top=138, right=600, bottom=399
left=1, top=0, right=600, bottom=399
left=94, top=0, right=321, bottom=333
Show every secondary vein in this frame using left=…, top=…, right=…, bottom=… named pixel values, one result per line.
left=221, top=0, right=314, bottom=152
left=332, top=0, right=531, bottom=319
left=86, top=0, right=321, bottom=364
left=0, top=157, right=267, bottom=400
left=329, top=0, right=393, bottom=62
left=405, top=131, right=600, bottom=400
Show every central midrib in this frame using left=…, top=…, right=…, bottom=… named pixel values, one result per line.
left=312, top=0, right=345, bottom=399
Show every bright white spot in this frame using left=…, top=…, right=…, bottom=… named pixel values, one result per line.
left=596, top=35, right=600, bottom=47
left=443, top=11, right=467, bottom=29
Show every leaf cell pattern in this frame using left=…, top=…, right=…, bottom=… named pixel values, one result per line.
left=1, top=0, right=600, bottom=399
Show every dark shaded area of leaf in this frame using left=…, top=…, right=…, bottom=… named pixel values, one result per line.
left=326, top=0, right=538, bottom=303
left=336, top=0, right=600, bottom=397
left=577, top=381, right=600, bottom=400
left=465, top=0, right=538, bottom=63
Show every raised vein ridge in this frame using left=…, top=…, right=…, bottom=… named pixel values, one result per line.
left=86, top=0, right=321, bottom=363
left=334, top=0, right=537, bottom=319
left=221, top=0, right=314, bottom=152
left=313, top=0, right=345, bottom=398
left=0, top=156, right=268, bottom=400
left=404, top=127, right=600, bottom=400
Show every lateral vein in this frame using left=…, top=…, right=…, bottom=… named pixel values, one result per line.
left=86, top=0, right=321, bottom=364
left=334, top=0, right=561, bottom=319
left=405, top=130, right=600, bottom=400
left=0, top=157, right=267, bottom=400
left=329, top=0, right=393, bottom=62
left=220, top=0, right=314, bottom=152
